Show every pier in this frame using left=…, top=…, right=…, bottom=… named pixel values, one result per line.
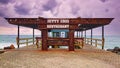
left=1, top=17, right=120, bottom=68
left=5, top=17, right=113, bottom=51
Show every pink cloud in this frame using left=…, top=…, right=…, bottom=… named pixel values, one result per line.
left=0, top=0, right=120, bottom=35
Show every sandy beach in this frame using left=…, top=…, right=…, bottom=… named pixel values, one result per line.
left=0, top=45, right=120, bottom=68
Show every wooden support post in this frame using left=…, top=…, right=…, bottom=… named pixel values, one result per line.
left=102, top=26, right=104, bottom=49
left=84, top=30, right=86, bottom=44
left=81, top=31, right=83, bottom=38
left=95, top=40, right=97, bottom=47
left=91, top=28, right=93, bottom=45
left=69, top=29, right=74, bottom=51
left=33, top=28, right=35, bottom=44
left=26, top=39, right=28, bottom=46
left=36, top=38, right=39, bottom=48
left=17, top=25, right=20, bottom=48
left=81, top=31, right=82, bottom=38
left=79, top=31, right=80, bottom=38
left=77, top=31, right=79, bottom=38
left=87, top=39, right=89, bottom=44
left=41, top=29, right=48, bottom=51
left=81, top=38, right=84, bottom=48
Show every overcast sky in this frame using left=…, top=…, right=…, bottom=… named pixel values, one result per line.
left=0, top=0, right=120, bottom=35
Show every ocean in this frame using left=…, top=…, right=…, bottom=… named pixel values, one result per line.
left=0, top=35, right=40, bottom=49
left=0, top=35, right=120, bottom=50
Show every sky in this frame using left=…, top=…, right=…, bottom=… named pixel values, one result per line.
left=0, top=0, right=120, bottom=35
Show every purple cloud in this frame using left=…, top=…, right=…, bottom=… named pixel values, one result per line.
left=100, top=0, right=108, bottom=3
left=105, top=9, right=109, bottom=12
left=0, top=0, right=11, bottom=4
left=72, top=6, right=80, bottom=15
left=0, top=11, right=6, bottom=17
left=0, top=0, right=120, bottom=35
left=43, top=0, right=57, bottom=11
left=14, top=4, right=30, bottom=15
left=0, top=7, right=11, bottom=17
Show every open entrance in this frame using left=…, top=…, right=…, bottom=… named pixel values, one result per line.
left=48, top=29, right=69, bottom=49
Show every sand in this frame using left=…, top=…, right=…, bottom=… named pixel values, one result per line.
left=0, top=45, right=120, bottom=68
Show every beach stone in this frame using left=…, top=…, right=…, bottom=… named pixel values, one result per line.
left=117, top=52, right=120, bottom=55
left=107, top=49, right=113, bottom=51
left=0, top=50, right=5, bottom=54
left=75, top=46, right=81, bottom=49
left=113, top=47, right=120, bottom=53
left=10, top=44, right=15, bottom=49
left=4, top=44, right=15, bottom=50
left=4, top=47, right=10, bottom=49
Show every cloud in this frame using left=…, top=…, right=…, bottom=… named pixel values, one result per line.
left=15, top=4, right=30, bottom=15
left=0, top=11, right=6, bottom=17
left=71, top=6, right=80, bottom=15
left=0, top=0, right=119, bottom=18
left=105, top=9, right=109, bottom=12
left=100, top=0, right=108, bottom=3
left=0, top=0, right=120, bottom=35
left=0, top=2, right=19, bottom=17
left=43, top=0, right=57, bottom=11
left=0, top=0, right=11, bottom=4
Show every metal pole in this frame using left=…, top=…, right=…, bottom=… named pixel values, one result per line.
left=102, top=25, right=104, bottom=49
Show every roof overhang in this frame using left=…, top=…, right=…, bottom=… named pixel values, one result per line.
left=5, top=17, right=114, bottom=31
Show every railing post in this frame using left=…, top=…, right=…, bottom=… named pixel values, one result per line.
left=36, top=38, right=39, bottom=48
left=87, top=38, right=88, bottom=44
left=82, top=38, right=84, bottom=48
left=95, top=40, right=97, bottom=47
left=16, top=37, right=19, bottom=48
left=102, top=38, right=105, bottom=49
left=26, top=39, right=28, bottom=46
left=88, top=38, right=89, bottom=44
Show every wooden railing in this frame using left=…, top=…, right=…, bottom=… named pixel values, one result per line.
left=84, top=38, right=104, bottom=49
left=36, top=37, right=42, bottom=48
left=74, top=38, right=84, bottom=48
left=36, top=37, right=84, bottom=49
left=16, top=37, right=36, bottom=47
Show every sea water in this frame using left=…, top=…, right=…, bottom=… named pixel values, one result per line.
left=0, top=35, right=40, bottom=49
left=0, top=35, right=120, bottom=50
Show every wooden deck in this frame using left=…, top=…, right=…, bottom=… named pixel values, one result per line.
left=3, top=44, right=120, bottom=68
left=13, top=44, right=107, bottom=52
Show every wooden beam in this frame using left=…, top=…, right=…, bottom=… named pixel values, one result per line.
left=78, top=31, right=80, bottom=38
left=17, top=25, right=20, bottom=48
left=41, top=29, right=48, bottom=51
left=102, top=25, right=104, bottom=49
left=33, top=28, right=35, bottom=44
left=91, top=28, right=93, bottom=45
left=85, top=30, right=86, bottom=44
left=69, top=29, right=74, bottom=51
left=81, top=31, right=83, bottom=38
left=77, top=31, right=79, bottom=38
left=6, top=18, right=113, bottom=25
